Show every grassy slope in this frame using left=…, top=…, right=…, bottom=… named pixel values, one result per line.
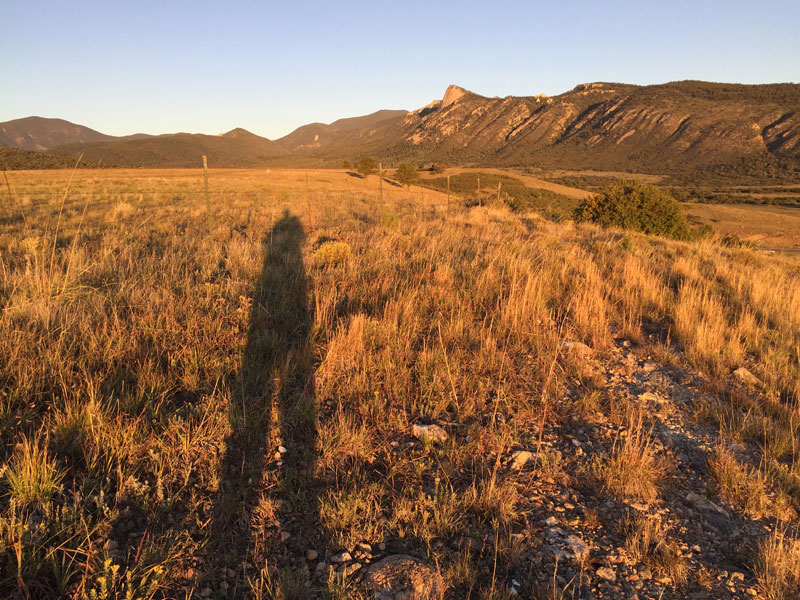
left=1, top=169, right=800, bottom=599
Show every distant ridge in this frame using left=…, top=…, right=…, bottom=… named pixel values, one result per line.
left=3, top=80, right=800, bottom=180
left=0, top=116, right=150, bottom=151
left=285, top=81, right=800, bottom=180
left=50, top=129, right=288, bottom=168
left=276, top=109, right=407, bottom=152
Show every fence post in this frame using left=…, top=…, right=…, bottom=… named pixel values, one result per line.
left=202, top=155, right=210, bottom=224
left=379, top=162, right=384, bottom=204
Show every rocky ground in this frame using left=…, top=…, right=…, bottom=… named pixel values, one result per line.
left=269, top=337, right=786, bottom=599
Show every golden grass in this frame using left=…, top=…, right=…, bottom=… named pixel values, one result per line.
left=592, top=409, right=667, bottom=503
left=621, top=512, right=688, bottom=585
left=1, top=167, right=799, bottom=597
left=754, top=527, right=800, bottom=600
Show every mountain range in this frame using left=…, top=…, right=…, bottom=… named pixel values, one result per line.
left=2, top=81, right=799, bottom=181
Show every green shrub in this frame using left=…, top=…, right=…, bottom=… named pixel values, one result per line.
left=394, top=163, right=419, bottom=188
left=574, top=179, right=692, bottom=240
left=356, top=157, right=378, bottom=177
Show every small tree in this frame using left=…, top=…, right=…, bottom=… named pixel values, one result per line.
left=574, top=179, right=692, bottom=240
left=356, top=157, right=378, bottom=177
left=394, top=163, right=419, bottom=188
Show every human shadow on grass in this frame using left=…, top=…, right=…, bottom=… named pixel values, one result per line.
left=211, top=211, right=323, bottom=595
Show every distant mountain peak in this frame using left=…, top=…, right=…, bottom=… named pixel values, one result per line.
left=221, top=127, right=255, bottom=139
left=442, top=84, right=468, bottom=107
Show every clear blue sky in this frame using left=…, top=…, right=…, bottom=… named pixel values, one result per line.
left=2, top=0, right=798, bottom=139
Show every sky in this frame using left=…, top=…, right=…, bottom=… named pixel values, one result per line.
left=2, top=0, right=798, bottom=140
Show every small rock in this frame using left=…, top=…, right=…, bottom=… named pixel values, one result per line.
left=412, top=423, right=448, bottom=444
left=564, top=534, right=589, bottom=562
left=544, top=516, right=559, bottom=526
left=278, top=445, right=288, bottom=454
left=509, top=450, right=535, bottom=470
left=596, top=567, right=616, bottom=581
left=638, top=566, right=652, bottom=579
left=562, top=340, right=593, bottom=357
left=733, top=367, right=761, bottom=387
left=364, top=554, right=444, bottom=600
left=306, top=549, right=319, bottom=561
left=378, top=542, right=386, bottom=551
left=686, top=491, right=727, bottom=515
left=330, top=551, right=352, bottom=564
left=280, top=531, right=291, bottom=543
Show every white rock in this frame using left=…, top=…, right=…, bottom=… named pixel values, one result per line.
left=509, top=450, right=535, bottom=470
left=564, top=534, right=589, bottom=562
left=412, top=423, right=448, bottom=444
left=330, top=551, right=351, bottom=564
left=364, top=554, right=444, bottom=600
left=733, top=367, right=761, bottom=387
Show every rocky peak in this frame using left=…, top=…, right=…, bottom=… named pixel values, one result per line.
left=442, top=85, right=468, bottom=108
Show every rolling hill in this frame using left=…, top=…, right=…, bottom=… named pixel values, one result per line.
left=50, top=128, right=288, bottom=167
left=275, top=109, right=407, bottom=152
left=0, top=116, right=150, bottom=151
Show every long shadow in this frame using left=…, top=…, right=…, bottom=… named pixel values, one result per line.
left=211, top=211, right=321, bottom=593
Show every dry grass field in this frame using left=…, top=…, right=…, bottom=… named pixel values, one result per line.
left=2, top=168, right=800, bottom=599
left=417, top=168, right=593, bottom=201
left=685, top=203, right=800, bottom=250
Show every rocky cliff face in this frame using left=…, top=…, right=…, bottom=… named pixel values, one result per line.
left=296, top=81, right=800, bottom=176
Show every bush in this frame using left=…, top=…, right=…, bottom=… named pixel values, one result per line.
left=574, top=180, right=692, bottom=240
left=314, top=241, right=352, bottom=266
left=356, top=157, right=379, bottom=177
left=394, top=163, right=419, bottom=188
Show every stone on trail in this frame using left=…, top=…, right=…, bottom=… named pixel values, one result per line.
left=564, top=534, right=589, bottom=563
left=364, top=554, right=445, bottom=600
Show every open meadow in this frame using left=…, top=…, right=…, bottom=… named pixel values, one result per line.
left=2, top=168, right=800, bottom=599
